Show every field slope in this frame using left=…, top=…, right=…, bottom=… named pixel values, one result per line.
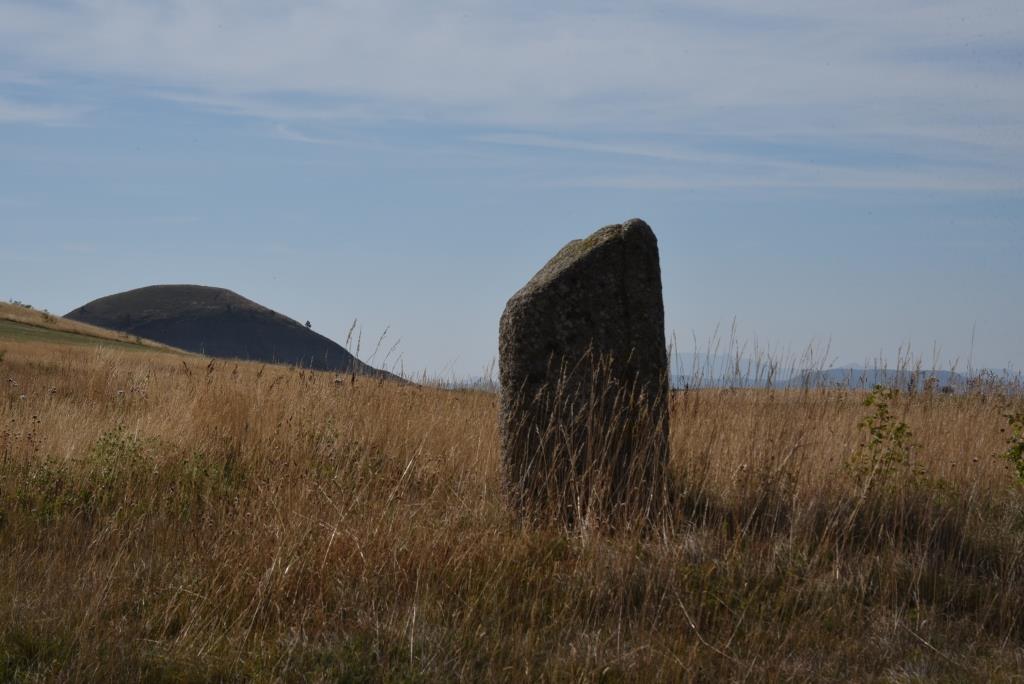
left=0, top=301, right=178, bottom=352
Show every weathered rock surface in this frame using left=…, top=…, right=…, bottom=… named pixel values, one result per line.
left=499, top=219, right=669, bottom=524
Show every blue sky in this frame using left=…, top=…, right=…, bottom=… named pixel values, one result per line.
left=1, top=1, right=1022, bottom=376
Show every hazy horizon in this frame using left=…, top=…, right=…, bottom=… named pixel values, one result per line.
left=2, top=1, right=1022, bottom=375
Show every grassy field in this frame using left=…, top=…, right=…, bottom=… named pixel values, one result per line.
left=2, top=331, right=1024, bottom=681
left=0, top=302, right=175, bottom=353
left=0, top=320, right=165, bottom=354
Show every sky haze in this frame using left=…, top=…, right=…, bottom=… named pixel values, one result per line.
left=2, top=1, right=1022, bottom=375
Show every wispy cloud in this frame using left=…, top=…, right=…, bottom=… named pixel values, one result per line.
left=1, top=1, right=1019, bottom=129
left=472, top=133, right=723, bottom=164
left=137, top=215, right=201, bottom=226
left=0, top=1, right=1020, bottom=188
left=152, top=90, right=375, bottom=122
left=59, top=242, right=96, bottom=255
left=273, top=124, right=347, bottom=147
left=0, top=95, right=85, bottom=125
left=555, top=170, right=1024, bottom=193
left=479, top=130, right=1024, bottom=193
left=0, top=69, right=47, bottom=86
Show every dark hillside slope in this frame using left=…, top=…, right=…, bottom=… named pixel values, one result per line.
left=66, top=285, right=393, bottom=377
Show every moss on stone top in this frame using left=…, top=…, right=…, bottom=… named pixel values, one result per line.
left=549, top=224, right=622, bottom=267
left=505, top=220, right=655, bottom=305
left=516, top=224, right=624, bottom=293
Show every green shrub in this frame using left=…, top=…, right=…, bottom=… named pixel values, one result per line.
left=165, top=449, right=249, bottom=515
left=996, top=409, right=1024, bottom=484
left=850, top=385, right=921, bottom=490
left=15, top=456, right=78, bottom=523
left=14, top=427, right=146, bottom=523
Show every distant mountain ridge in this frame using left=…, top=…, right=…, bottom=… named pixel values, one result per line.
left=66, top=284, right=394, bottom=378
left=785, top=368, right=964, bottom=390
left=670, top=364, right=1019, bottom=391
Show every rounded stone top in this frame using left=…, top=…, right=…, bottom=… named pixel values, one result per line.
left=508, top=218, right=656, bottom=302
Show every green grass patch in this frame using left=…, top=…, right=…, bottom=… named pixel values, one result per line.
left=0, top=319, right=155, bottom=352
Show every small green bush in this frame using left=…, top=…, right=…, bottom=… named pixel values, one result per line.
left=15, top=457, right=78, bottom=523
left=14, top=427, right=146, bottom=523
left=85, top=426, right=145, bottom=510
left=996, top=409, right=1024, bottom=484
left=850, top=385, right=921, bottom=490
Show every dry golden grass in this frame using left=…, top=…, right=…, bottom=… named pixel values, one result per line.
left=2, top=337, right=1023, bottom=681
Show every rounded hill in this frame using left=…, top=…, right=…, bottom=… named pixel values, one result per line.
left=65, top=285, right=391, bottom=377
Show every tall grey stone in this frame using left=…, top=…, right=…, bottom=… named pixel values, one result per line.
left=499, top=219, right=669, bottom=525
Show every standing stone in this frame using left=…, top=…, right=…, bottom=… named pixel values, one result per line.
left=499, top=219, right=669, bottom=525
